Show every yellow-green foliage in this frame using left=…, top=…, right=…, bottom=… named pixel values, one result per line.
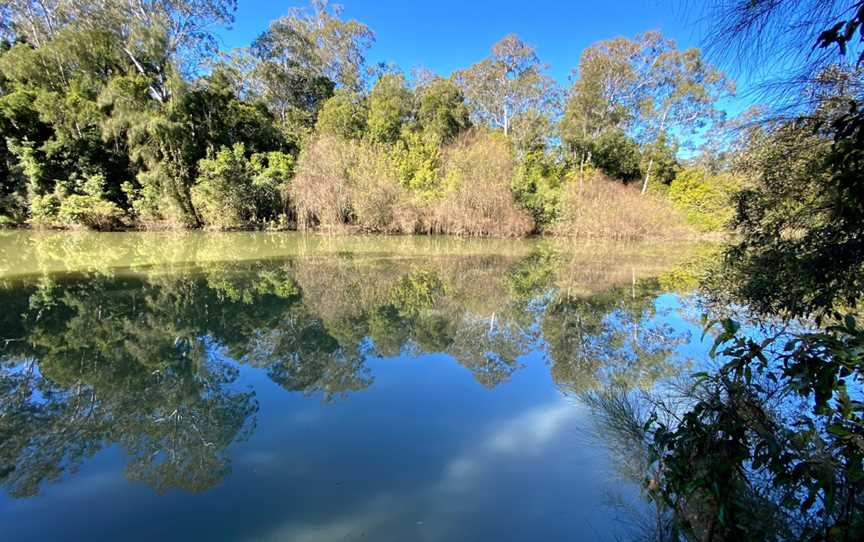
left=387, top=269, right=446, bottom=317
left=192, top=144, right=257, bottom=229
left=28, top=192, right=62, bottom=226
left=57, top=195, right=124, bottom=230
left=667, top=166, right=741, bottom=232
left=28, top=174, right=125, bottom=230
left=657, top=244, right=723, bottom=292
left=392, top=131, right=443, bottom=198
left=192, top=144, right=291, bottom=230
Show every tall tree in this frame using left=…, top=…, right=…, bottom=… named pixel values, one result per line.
left=453, top=34, right=556, bottom=139
left=561, top=32, right=731, bottom=192
left=560, top=36, right=641, bottom=180
left=251, top=0, right=373, bottom=92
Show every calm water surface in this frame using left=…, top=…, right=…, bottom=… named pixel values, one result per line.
left=0, top=231, right=712, bottom=541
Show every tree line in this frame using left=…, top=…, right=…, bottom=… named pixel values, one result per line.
left=0, top=0, right=736, bottom=236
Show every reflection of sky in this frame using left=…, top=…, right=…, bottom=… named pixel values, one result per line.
left=0, top=348, right=653, bottom=541
left=0, top=243, right=716, bottom=541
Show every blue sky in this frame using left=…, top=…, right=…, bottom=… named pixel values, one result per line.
left=217, top=0, right=752, bottom=115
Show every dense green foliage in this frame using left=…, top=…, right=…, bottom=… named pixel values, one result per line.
left=666, top=166, right=741, bottom=232
left=0, top=0, right=736, bottom=237
left=573, top=3, right=864, bottom=541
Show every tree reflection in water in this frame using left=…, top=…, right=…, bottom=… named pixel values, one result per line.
left=0, top=238, right=703, bottom=498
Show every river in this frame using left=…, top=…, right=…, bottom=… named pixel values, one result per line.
left=0, top=231, right=714, bottom=541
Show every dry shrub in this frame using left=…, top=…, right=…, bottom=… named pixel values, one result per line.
left=291, top=131, right=534, bottom=237
left=292, top=136, right=420, bottom=233
left=427, top=131, right=534, bottom=237
left=553, top=173, right=692, bottom=240
left=350, top=144, right=420, bottom=233
left=290, top=135, right=357, bottom=230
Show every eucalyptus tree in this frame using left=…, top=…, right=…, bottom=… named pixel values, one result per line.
left=253, top=0, right=373, bottom=91
left=561, top=32, right=731, bottom=192
left=245, top=0, right=372, bottom=149
left=560, top=36, right=640, bottom=179
left=629, top=34, right=731, bottom=193
left=1, top=0, right=237, bottom=101
left=453, top=34, right=557, bottom=143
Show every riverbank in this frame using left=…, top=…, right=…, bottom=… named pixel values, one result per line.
left=1, top=172, right=726, bottom=242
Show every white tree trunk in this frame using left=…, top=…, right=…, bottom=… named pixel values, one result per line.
left=641, top=157, right=654, bottom=194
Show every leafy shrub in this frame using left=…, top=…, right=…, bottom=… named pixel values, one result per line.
left=26, top=173, right=126, bottom=230
left=553, top=172, right=691, bottom=239
left=392, top=130, right=443, bottom=198
left=591, top=129, right=642, bottom=183
left=57, top=194, right=124, bottom=230
left=416, top=78, right=471, bottom=144
left=122, top=180, right=167, bottom=228
left=192, top=144, right=290, bottom=230
left=667, top=166, right=741, bottom=231
left=315, top=90, right=367, bottom=140
left=251, top=151, right=294, bottom=225
left=512, top=149, right=565, bottom=228
left=28, top=191, right=61, bottom=226
left=192, top=144, right=257, bottom=229
left=367, top=73, right=412, bottom=144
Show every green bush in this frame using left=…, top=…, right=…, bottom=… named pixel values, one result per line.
left=512, top=150, right=564, bottom=229
left=315, top=90, right=368, bottom=140
left=57, top=194, right=124, bottom=230
left=667, top=166, right=741, bottom=231
left=591, top=129, right=642, bottom=183
left=392, top=131, right=442, bottom=199
left=416, top=78, right=470, bottom=144
left=192, top=144, right=290, bottom=230
left=250, top=150, right=293, bottom=224
left=192, top=145, right=256, bottom=229
left=367, top=73, right=412, bottom=144
left=28, top=192, right=61, bottom=226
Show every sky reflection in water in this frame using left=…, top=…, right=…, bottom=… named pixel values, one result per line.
left=0, top=231, right=713, bottom=541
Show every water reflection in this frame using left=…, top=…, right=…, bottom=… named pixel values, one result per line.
left=0, top=232, right=708, bottom=538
